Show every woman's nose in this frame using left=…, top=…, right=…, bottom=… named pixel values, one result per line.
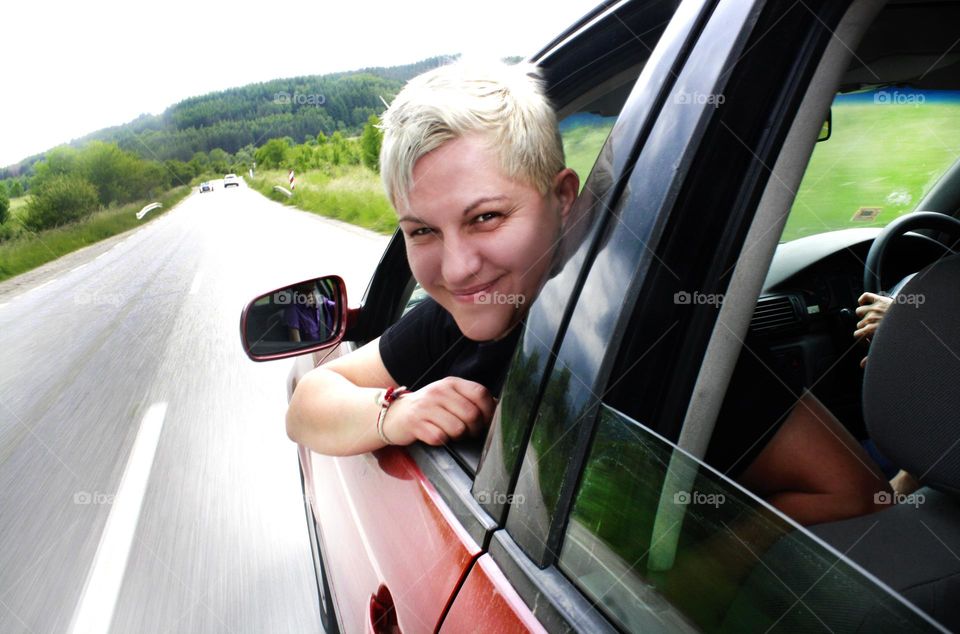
left=440, top=236, right=483, bottom=286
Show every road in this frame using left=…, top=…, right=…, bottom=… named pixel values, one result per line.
left=0, top=182, right=390, bottom=633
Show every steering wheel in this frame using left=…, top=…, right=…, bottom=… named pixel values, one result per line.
left=863, top=211, right=960, bottom=295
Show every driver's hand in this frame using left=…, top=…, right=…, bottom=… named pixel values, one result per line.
left=854, top=292, right=894, bottom=367
left=381, top=377, right=496, bottom=446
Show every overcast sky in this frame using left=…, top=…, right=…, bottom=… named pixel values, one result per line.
left=0, top=0, right=600, bottom=168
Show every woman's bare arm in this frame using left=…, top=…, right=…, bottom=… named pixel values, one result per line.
left=286, top=338, right=496, bottom=456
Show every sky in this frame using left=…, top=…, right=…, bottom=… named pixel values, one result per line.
left=0, top=0, right=602, bottom=168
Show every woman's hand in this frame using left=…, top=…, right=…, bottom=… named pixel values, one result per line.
left=382, top=377, right=496, bottom=446
left=854, top=292, right=894, bottom=368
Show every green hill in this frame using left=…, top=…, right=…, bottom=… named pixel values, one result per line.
left=1, top=56, right=453, bottom=178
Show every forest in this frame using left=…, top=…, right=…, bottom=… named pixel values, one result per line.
left=0, top=56, right=450, bottom=181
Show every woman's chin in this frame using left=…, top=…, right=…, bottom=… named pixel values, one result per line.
left=453, top=307, right=518, bottom=342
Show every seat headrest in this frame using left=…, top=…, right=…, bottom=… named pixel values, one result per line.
left=864, top=253, right=960, bottom=494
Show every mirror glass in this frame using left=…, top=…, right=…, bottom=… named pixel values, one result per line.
left=817, top=109, right=832, bottom=142
left=242, top=275, right=346, bottom=360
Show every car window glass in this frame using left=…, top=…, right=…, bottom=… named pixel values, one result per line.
left=402, top=283, right=429, bottom=315
left=782, top=90, right=960, bottom=242
left=560, top=113, right=617, bottom=192
left=558, top=404, right=933, bottom=632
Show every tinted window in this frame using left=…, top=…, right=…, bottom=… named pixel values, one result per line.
left=558, top=405, right=933, bottom=632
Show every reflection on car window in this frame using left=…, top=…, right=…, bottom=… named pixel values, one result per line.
left=560, top=112, right=617, bottom=192
left=558, top=405, right=932, bottom=632
left=402, top=283, right=430, bottom=316
left=782, top=89, right=960, bottom=242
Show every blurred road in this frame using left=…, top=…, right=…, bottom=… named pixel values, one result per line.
left=0, top=181, right=390, bottom=633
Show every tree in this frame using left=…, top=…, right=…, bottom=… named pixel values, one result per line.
left=255, top=138, right=291, bottom=169
left=23, top=174, right=99, bottom=231
left=360, top=115, right=383, bottom=172
left=9, top=180, right=23, bottom=198
left=208, top=148, right=231, bottom=174
left=0, top=186, right=8, bottom=225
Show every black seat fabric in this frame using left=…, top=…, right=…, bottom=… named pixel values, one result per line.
left=811, top=253, right=960, bottom=630
left=863, top=253, right=960, bottom=494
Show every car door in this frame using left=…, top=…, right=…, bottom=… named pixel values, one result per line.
left=471, top=0, right=948, bottom=631
left=295, top=1, right=703, bottom=631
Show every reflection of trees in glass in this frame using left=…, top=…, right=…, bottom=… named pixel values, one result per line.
left=562, top=409, right=929, bottom=632
left=526, top=363, right=573, bottom=517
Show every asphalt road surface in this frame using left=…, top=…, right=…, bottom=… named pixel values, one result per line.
left=0, top=181, right=390, bottom=633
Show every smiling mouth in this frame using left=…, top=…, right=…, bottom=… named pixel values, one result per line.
left=449, top=276, right=503, bottom=302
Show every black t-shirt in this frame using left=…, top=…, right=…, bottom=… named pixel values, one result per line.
left=379, top=298, right=523, bottom=397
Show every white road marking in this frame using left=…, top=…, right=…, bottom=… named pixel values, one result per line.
left=95, top=251, right=110, bottom=261
left=33, top=279, right=55, bottom=292
left=68, top=401, right=168, bottom=634
left=189, top=271, right=203, bottom=295
left=70, top=263, right=88, bottom=274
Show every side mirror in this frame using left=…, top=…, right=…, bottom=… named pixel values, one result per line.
left=240, top=275, right=348, bottom=361
left=817, top=108, right=832, bottom=142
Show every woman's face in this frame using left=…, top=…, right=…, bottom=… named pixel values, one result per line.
left=397, top=134, right=578, bottom=341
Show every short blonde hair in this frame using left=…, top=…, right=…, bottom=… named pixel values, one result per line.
left=379, top=59, right=565, bottom=210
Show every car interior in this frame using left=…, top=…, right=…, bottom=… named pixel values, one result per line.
left=672, top=0, right=960, bottom=628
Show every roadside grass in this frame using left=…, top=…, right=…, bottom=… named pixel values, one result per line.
left=784, top=101, right=960, bottom=242
left=248, top=166, right=397, bottom=234
left=247, top=123, right=620, bottom=234
left=0, top=186, right=190, bottom=282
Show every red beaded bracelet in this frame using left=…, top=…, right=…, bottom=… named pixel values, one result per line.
left=376, top=386, right=409, bottom=445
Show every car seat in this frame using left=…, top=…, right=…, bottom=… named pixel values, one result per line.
left=811, top=252, right=960, bottom=630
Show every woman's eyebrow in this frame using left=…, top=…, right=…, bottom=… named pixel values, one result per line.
left=462, top=196, right=508, bottom=216
left=398, top=195, right=509, bottom=224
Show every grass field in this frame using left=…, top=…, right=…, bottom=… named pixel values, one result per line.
left=248, top=166, right=397, bottom=234
left=0, top=186, right=190, bottom=282
left=784, top=100, right=960, bottom=242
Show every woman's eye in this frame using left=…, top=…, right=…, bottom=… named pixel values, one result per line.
left=409, top=227, right=434, bottom=237
left=474, top=212, right=501, bottom=224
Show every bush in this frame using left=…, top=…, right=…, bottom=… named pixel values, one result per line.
left=0, top=186, right=8, bottom=225
left=23, top=174, right=100, bottom=231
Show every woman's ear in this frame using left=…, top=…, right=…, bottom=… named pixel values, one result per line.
left=553, top=168, right=580, bottom=226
